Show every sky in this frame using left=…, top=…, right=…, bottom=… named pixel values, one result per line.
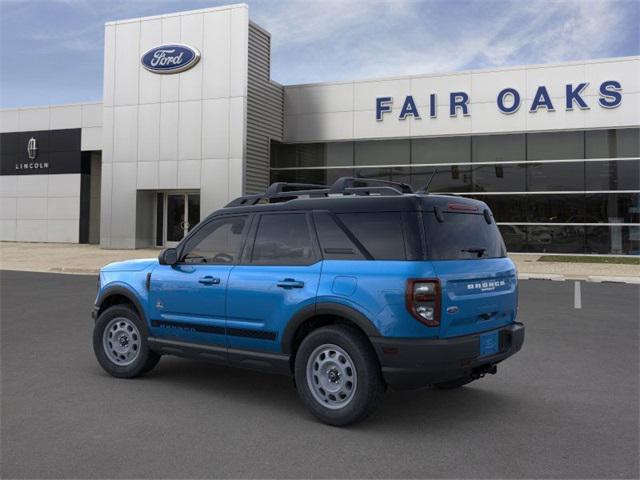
left=0, top=0, right=638, bottom=108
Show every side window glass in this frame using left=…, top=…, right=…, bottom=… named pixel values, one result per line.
left=251, top=214, right=315, bottom=265
left=182, top=216, right=247, bottom=264
left=314, top=212, right=365, bottom=260
left=337, top=212, right=406, bottom=260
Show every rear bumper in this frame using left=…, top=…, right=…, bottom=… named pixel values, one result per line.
left=370, top=323, right=525, bottom=389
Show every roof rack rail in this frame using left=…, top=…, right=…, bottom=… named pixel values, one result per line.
left=224, top=176, right=414, bottom=207
left=330, top=177, right=414, bottom=194
left=265, top=182, right=329, bottom=195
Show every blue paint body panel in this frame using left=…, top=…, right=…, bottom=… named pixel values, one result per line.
left=96, top=255, right=518, bottom=350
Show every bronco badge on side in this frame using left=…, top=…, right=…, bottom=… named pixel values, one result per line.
left=141, top=44, right=201, bottom=74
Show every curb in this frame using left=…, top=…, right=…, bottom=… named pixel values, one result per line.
left=518, top=273, right=640, bottom=284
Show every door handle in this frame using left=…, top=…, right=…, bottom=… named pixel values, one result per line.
left=198, top=276, right=221, bottom=285
left=277, top=278, right=305, bottom=289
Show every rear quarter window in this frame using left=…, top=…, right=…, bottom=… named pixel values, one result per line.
left=424, top=212, right=506, bottom=260
left=337, top=212, right=406, bottom=260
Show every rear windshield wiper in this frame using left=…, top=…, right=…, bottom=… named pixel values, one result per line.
left=461, top=247, right=487, bottom=258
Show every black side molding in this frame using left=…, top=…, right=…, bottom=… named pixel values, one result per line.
left=147, top=337, right=291, bottom=376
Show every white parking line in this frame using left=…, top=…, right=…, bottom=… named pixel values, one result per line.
left=574, top=281, right=582, bottom=309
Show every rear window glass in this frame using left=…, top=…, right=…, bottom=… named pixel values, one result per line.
left=337, top=212, right=406, bottom=260
left=424, top=212, right=506, bottom=260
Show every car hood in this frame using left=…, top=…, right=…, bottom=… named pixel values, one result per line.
left=101, top=258, right=158, bottom=272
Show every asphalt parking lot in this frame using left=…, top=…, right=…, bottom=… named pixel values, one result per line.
left=1, top=270, right=638, bottom=479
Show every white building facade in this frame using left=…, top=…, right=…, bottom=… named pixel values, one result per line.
left=1, top=4, right=638, bottom=254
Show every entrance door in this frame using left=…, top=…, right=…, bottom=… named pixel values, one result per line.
left=165, top=193, right=200, bottom=246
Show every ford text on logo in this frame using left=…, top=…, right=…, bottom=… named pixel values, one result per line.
left=141, top=44, right=201, bottom=74
left=467, top=280, right=506, bottom=292
left=376, top=80, right=622, bottom=120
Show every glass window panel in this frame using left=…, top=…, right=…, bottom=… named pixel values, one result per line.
left=252, top=214, right=315, bottom=265
left=585, top=160, right=639, bottom=190
left=412, top=136, right=471, bottom=164
left=354, top=139, right=409, bottom=166
left=423, top=212, right=506, bottom=260
left=271, top=168, right=353, bottom=186
left=270, top=142, right=297, bottom=168
left=526, top=225, right=585, bottom=254
left=411, top=166, right=473, bottom=193
left=498, top=225, right=528, bottom=253
left=526, top=194, right=585, bottom=222
left=472, top=134, right=525, bottom=162
left=586, top=226, right=640, bottom=255
left=182, top=216, right=247, bottom=264
left=467, top=195, right=528, bottom=222
left=353, top=166, right=411, bottom=186
left=325, top=142, right=354, bottom=166
left=585, top=128, right=640, bottom=158
left=585, top=193, right=640, bottom=224
left=296, top=144, right=325, bottom=168
left=187, top=194, right=200, bottom=233
left=337, top=212, right=406, bottom=260
left=313, top=212, right=365, bottom=260
left=527, top=131, right=584, bottom=160
left=471, top=163, right=526, bottom=192
left=526, top=161, right=585, bottom=191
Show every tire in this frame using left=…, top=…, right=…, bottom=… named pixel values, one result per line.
left=294, top=324, right=385, bottom=426
left=93, top=304, right=160, bottom=378
left=434, top=376, right=475, bottom=389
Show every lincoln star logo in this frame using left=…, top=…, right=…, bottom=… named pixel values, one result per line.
left=467, top=280, right=506, bottom=292
left=141, top=44, right=200, bottom=74
left=27, top=137, right=38, bottom=160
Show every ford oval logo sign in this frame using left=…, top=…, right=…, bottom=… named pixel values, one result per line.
left=141, top=44, right=200, bottom=74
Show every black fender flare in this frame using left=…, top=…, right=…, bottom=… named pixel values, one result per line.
left=281, top=302, right=381, bottom=354
left=95, top=285, right=147, bottom=324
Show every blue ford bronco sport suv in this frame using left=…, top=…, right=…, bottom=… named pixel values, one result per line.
left=92, top=177, right=524, bottom=425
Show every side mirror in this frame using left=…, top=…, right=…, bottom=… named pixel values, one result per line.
left=159, top=247, right=178, bottom=266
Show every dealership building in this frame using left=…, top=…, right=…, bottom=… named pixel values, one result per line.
left=1, top=3, right=638, bottom=254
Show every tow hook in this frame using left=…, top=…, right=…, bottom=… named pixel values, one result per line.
left=471, top=364, right=497, bottom=379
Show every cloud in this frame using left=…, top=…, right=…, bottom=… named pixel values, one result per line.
left=252, top=0, right=637, bottom=84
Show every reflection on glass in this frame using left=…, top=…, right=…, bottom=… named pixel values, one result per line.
left=585, top=193, right=640, bottom=224
left=471, top=164, right=526, bottom=192
left=585, top=160, right=640, bottom=190
left=527, top=131, right=584, bottom=160
left=526, top=194, right=585, bottom=222
left=188, top=194, right=200, bottom=233
left=469, top=195, right=528, bottom=222
left=411, top=166, right=473, bottom=193
left=498, top=225, right=528, bottom=252
left=473, top=134, right=525, bottom=162
left=527, top=162, right=585, bottom=191
left=585, top=128, right=640, bottom=158
left=166, top=194, right=185, bottom=242
left=586, top=226, right=640, bottom=255
left=526, top=225, right=585, bottom=254
left=355, top=139, right=409, bottom=166
left=412, top=136, right=471, bottom=164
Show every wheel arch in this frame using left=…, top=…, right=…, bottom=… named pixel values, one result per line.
left=281, top=302, right=381, bottom=357
left=96, top=285, right=147, bottom=324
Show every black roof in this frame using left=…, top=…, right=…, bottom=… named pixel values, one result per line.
left=212, top=177, right=490, bottom=217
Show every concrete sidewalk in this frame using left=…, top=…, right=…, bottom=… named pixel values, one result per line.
left=1, top=241, right=638, bottom=283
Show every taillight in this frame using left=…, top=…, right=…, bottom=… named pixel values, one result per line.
left=406, top=279, right=441, bottom=327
